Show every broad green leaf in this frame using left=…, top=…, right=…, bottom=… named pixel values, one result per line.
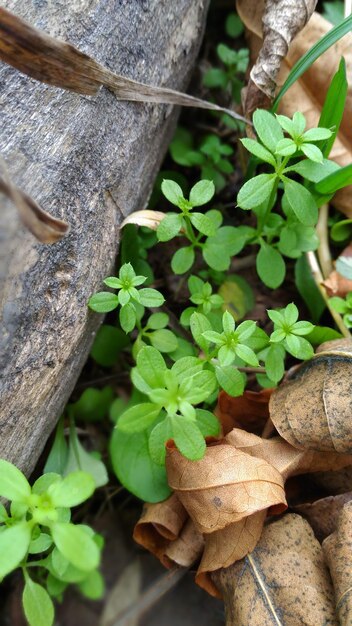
left=119, top=302, right=136, bottom=333
left=256, top=244, right=286, bottom=289
left=0, top=523, right=31, bottom=580
left=161, top=179, right=184, bottom=206
left=273, top=16, right=352, bottom=107
left=181, top=370, right=216, bottom=403
left=189, top=180, right=215, bottom=206
left=237, top=174, right=276, bottom=210
left=219, top=274, right=254, bottom=321
left=203, top=67, right=228, bottom=89
left=331, top=219, right=352, bottom=242
left=157, top=213, right=183, bottom=242
left=190, top=312, right=212, bottom=351
left=48, top=472, right=95, bottom=508
left=190, top=212, right=216, bottom=236
left=252, top=110, right=284, bottom=151
left=215, top=365, right=244, bottom=396
left=240, top=138, right=276, bottom=166
left=195, top=409, right=220, bottom=437
left=285, top=335, right=314, bottom=360
left=44, top=420, right=68, bottom=475
left=171, top=247, right=195, bottom=274
left=78, top=570, right=105, bottom=600
left=110, top=428, right=171, bottom=502
left=28, top=532, right=53, bottom=555
left=295, top=256, right=326, bottom=323
left=301, top=143, right=323, bottom=163
left=23, top=577, right=54, bottom=626
left=147, top=312, right=169, bottom=329
left=149, top=329, right=178, bottom=353
left=306, top=326, right=342, bottom=346
left=171, top=356, right=203, bottom=382
left=148, top=418, right=173, bottom=465
left=32, top=473, right=60, bottom=495
left=285, top=158, right=339, bottom=182
left=69, top=386, right=114, bottom=422
left=46, top=573, right=67, bottom=598
left=138, top=288, right=164, bottom=307
left=88, top=292, right=119, bottom=313
left=117, top=403, right=160, bottom=433
left=137, top=346, right=166, bottom=388
left=63, top=423, right=108, bottom=488
left=284, top=179, right=318, bottom=225
left=315, top=163, right=352, bottom=195
left=0, top=459, right=31, bottom=502
left=91, top=325, right=130, bottom=367
left=51, top=523, right=100, bottom=572
left=226, top=12, right=244, bottom=37
left=203, top=226, right=246, bottom=271
left=265, top=344, right=285, bottom=383
left=275, top=138, right=296, bottom=157
left=319, top=57, right=348, bottom=157
left=170, top=417, right=206, bottom=460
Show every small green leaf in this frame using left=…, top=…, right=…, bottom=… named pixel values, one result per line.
left=306, top=326, right=342, bottom=346
left=64, top=423, right=108, bottom=488
left=0, top=523, right=31, bottom=580
left=190, top=312, right=212, bottom=351
left=253, top=110, right=284, bottom=151
left=171, top=417, right=206, bottom=460
left=215, top=365, right=244, bottom=396
left=119, top=302, right=137, bottom=333
left=190, top=212, right=216, bottom=236
left=51, top=523, right=100, bottom=572
left=103, top=276, right=122, bottom=289
left=148, top=418, right=173, bottom=465
left=195, top=409, right=220, bottom=437
left=171, top=247, right=195, bottom=274
left=118, top=403, right=160, bottom=433
left=88, top=292, right=119, bottom=313
left=78, top=570, right=105, bottom=600
left=23, top=577, right=54, bottom=626
left=286, top=158, right=339, bottom=182
left=240, top=138, right=276, bottom=166
left=285, top=335, right=314, bottom=360
left=189, top=180, right=215, bottom=206
left=256, top=244, right=286, bottom=289
left=149, top=329, right=178, bottom=353
left=315, top=163, right=352, bottom=195
left=301, top=143, right=323, bottom=163
left=69, top=386, right=114, bottom=422
left=157, top=213, right=183, bottom=242
left=171, top=356, right=203, bottom=382
left=0, top=459, right=31, bottom=502
left=203, top=226, right=246, bottom=271
left=138, top=288, right=165, bottom=307
left=303, top=127, right=332, bottom=141
left=44, top=420, right=68, bottom=475
left=275, top=138, right=297, bottom=156
left=284, top=179, right=318, bottom=225
left=331, top=219, right=352, bottom=242
left=28, top=533, right=53, bottom=555
left=226, top=13, right=244, bottom=37
left=147, top=312, right=169, bottom=329
left=265, top=344, right=286, bottom=383
left=237, top=174, right=276, bottom=210
left=91, top=325, right=130, bottom=367
left=137, top=346, right=167, bottom=388
left=48, top=472, right=95, bottom=508
left=203, top=68, right=228, bottom=89
left=161, top=179, right=184, bottom=206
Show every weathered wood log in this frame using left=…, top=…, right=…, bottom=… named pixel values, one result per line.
left=0, top=0, right=210, bottom=474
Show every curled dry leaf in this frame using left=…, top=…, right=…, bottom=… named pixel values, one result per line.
left=211, top=514, right=338, bottom=625
left=323, top=243, right=352, bottom=297
left=269, top=338, right=352, bottom=453
left=165, top=440, right=286, bottom=534
left=238, top=0, right=317, bottom=113
left=120, top=210, right=166, bottom=231
left=293, top=491, right=352, bottom=541
left=238, top=1, right=352, bottom=216
left=0, top=7, right=247, bottom=123
left=323, top=501, right=352, bottom=625
left=0, top=155, right=69, bottom=244
left=164, top=519, right=204, bottom=568
left=215, top=388, right=272, bottom=436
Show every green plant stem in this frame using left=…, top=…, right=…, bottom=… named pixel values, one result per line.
left=305, top=251, right=351, bottom=337
left=316, top=203, right=333, bottom=279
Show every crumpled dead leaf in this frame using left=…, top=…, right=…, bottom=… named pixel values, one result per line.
left=323, top=501, right=352, bottom=625
left=165, top=439, right=286, bottom=535
left=0, top=6, right=247, bottom=123
left=238, top=2, right=352, bottom=217
left=269, top=338, right=352, bottom=453
left=120, top=210, right=166, bottom=231
left=293, top=491, right=352, bottom=541
left=0, top=155, right=69, bottom=244
left=211, top=514, right=338, bottom=626
left=323, top=243, right=352, bottom=297
left=238, top=0, right=317, bottom=113
left=215, top=388, right=272, bottom=435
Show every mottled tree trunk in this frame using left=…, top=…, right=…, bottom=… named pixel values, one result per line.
left=0, top=0, right=209, bottom=474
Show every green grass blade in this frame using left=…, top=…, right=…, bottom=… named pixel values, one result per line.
left=318, top=57, right=347, bottom=157
left=272, top=15, right=352, bottom=110
left=315, top=163, right=352, bottom=194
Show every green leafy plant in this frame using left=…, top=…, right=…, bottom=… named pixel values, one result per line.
left=0, top=460, right=103, bottom=626
left=169, top=128, right=234, bottom=190
left=88, top=262, right=164, bottom=332
left=329, top=292, right=352, bottom=328
left=157, top=178, right=245, bottom=273
left=203, top=44, right=249, bottom=103
left=180, top=275, right=224, bottom=327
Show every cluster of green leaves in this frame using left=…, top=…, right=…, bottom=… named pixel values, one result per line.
left=180, top=275, right=224, bottom=327
left=236, top=109, right=342, bottom=288
left=203, top=43, right=249, bottom=103
left=170, top=128, right=234, bottom=190
left=329, top=292, right=352, bottom=328
left=157, top=179, right=245, bottom=273
left=88, top=262, right=164, bottom=332
left=0, top=460, right=103, bottom=626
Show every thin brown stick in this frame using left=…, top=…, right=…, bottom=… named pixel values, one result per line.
left=316, top=203, right=333, bottom=279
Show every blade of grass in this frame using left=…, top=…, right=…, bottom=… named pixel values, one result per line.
left=318, top=57, right=348, bottom=156
left=272, top=15, right=352, bottom=110
left=315, top=163, right=352, bottom=194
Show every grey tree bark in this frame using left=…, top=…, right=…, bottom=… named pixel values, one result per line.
left=0, top=0, right=210, bottom=474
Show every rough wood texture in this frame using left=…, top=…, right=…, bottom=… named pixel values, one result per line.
left=0, top=0, right=209, bottom=474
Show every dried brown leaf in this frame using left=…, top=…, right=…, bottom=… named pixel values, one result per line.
left=212, top=514, right=338, bottom=625
left=120, top=211, right=166, bottom=231
left=165, top=440, right=286, bottom=534
left=323, top=501, right=352, bottom=625
left=164, top=519, right=204, bottom=568
left=0, top=7, right=247, bottom=123
left=196, top=511, right=267, bottom=598
left=237, top=0, right=317, bottom=114
left=215, top=388, right=272, bottom=436
left=269, top=339, right=352, bottom=453
left=293, top=492, right=352, bottom=541
left=0, top=156, right=69, bottom=244
left=312, top=466, right=352, bottom=495
left=323, top=244, right=352, bottom=297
